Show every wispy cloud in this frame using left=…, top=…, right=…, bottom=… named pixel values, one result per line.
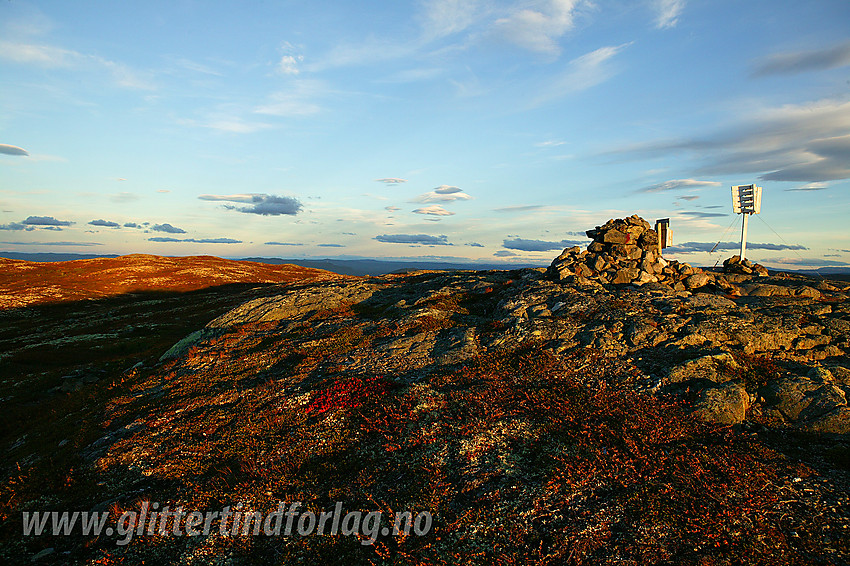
left=785, top=182, right=828, bottom=191
left=0, top=240, right=103, bottom=246
left=419, top=0, right=480, bottom=40
left=611, top=98, right=850, bottom=183
left=198, top=194, right=257, bottom=202
left=752, top=41, right=850, bottom=77
left=0, top=144, right=29, bottom=157
left=265, top=241, right=304, bottom=246
left=148, top=237, right=242, bottom=244
left=491, top=0, right=584, bottom=55
left=23, top=216, right=73, bottom=226
left=677, top=211, right=728, bottom=218
left=200, top=194, right=303, bottom=216
left=151, top=223, right=186, bottom=234
left=413, top=205, right=455, bottom=216
left=503, top=237, right=585, bottom=251
left=375, top=178, right=408, bottom=184
left=88, top=219, right=120, bottom=228
left=0, top=222, right=34, bottom=231
left=0, top=40, right=154, bottom=89
left=278, top=55, right=303, bottom=75
left=638, top=179, right=721, bottom=193
left=494, top=204, right=550, bottom=213
left=110, top=192, right=140, bottom=203
left=668, top=241, right=807, bottom=253
left=653, top=0, right=685, bottom=29
left=374, top=234, right=451, bottom=245
left=254, top=80, right=325, bottom=117
left=414, top=189, right=473, bottom=203
left=179, top=116, right=274, bottom=134
left=531, top=43, right=631, bottom=106
left=535, top=140, right=566, bottom=147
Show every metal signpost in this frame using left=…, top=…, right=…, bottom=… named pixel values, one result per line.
left=731, top=185, right=763, bottom=260
left=654, top=218, right=671, bottom=257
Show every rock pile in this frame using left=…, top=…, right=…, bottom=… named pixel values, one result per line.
left=547, top=214, right=711, bottom=291
left=723, top=255, right=769, bottom=277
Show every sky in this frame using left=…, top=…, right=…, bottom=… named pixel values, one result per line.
left=1, top=0, right=849, bottom=269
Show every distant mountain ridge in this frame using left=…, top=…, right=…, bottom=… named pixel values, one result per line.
left=2, top=251, right=848, bottom=278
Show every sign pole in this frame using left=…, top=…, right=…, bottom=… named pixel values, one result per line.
left=731, top=184, right=761, bottom=262
left=740, top=212, right=749, bottom=260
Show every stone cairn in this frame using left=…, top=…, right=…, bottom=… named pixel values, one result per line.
left=723, top=255, right=769, bottom=277
left=547, top=214, right=712, bottom=291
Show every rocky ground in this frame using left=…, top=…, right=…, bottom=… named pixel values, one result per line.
left=1, top=249, right=849, bottom=565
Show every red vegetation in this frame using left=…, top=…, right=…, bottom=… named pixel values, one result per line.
left=0, top=254, right=341, bottom=308
left=307, top=376, right=391, bottom=415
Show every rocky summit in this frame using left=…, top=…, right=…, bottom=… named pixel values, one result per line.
left=547, top=214, right=773, bottom=293
left=1, top=253, right=850, bottom=565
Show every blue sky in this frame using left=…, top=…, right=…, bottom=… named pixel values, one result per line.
left=1, top=0, right=849, bottom=268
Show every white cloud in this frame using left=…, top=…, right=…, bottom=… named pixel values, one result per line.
left=0, top=40, right=154, bottom=89
left=653, top=0, right=685, bottom=29
left=374, top=234, right=451, bottom=245
left=0, top=40, right=79, bottom=67
left=785, top=182, right=829, bottom=192
left=180, top=117, right=274, bottom=134
left=198, top=194, right=257, bottom=203
left=494, top=204, right=550, bottom=213
left=420, top=0, right=479, bottom=40
left=492, top=0, right=583, bottom=55
left=531, top=43, right=631, bottom=106
left=503, top=237, right=585, bottom=251
left=200, top=194, right=303, bottom=216
left=88, top=219, right=120, bottom=228
left=638, top=179, right=721, bottom=193
left=23, top=216, right=73, bottom=226
left=254, top=80, right=324, bottom=117
left=0, top=144, right=29, bottom=156
left=414, top=190, right=473, bottom=203
left=413, top=205, right=455, bottom=216
left=433, top=185, right=462, bottom=194
left=612, top=98, right=850, bottom=183
left=278, top=54, right=302, bottom=75
left=151, top=223, right=186, bottom=234
left=375, top=178, right=408, bottom=184
left=110, top=192, right=140, bottom=203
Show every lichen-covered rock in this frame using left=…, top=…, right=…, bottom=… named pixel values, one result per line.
left=692, top=382, right=750, bottom=425
left=667, top=353, right=740, bottom=384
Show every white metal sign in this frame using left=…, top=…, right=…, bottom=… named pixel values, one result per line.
left=732, top=184, right=762, bottom=214
left=731, top=184, right=763, bottom=260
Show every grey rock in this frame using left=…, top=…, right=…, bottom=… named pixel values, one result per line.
left=762, top=377, right=825, bottom=421
left=802, top=407, right=850, bottom=434
left=667, top=353, right=740, bottom=384
left=692, top=382, right=750, bottom=425
left=685, top=272, right=709, bottom=289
